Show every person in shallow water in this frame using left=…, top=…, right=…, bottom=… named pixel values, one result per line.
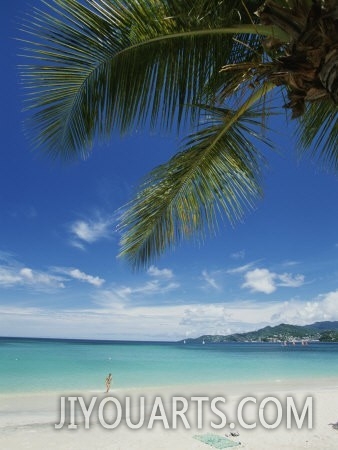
left=105, top=373, right=113, bottom=393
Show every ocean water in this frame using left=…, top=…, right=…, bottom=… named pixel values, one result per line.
left=1, top=337, right=338, bottom=394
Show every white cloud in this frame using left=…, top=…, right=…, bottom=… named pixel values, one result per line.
left=69, top=240, right=86, bottom=251
left=21, top=268, right=64, bottom=289
left=242, top=268, right=305, bottom=294
left=277, top=273, right=305, bottom=288
left=0, top=303, right=188, bottom=340
left=0, top=300, right=264, bottom=341
left=227, top=262, right=256, bottom=274
left=69, top=213, right=117, bottom=248
left=242, top=268, right=276, bottom=294
left=1, top=289, right=338, bottom=341
left=271, top=290, right=338, bottom=325
left=131, top=281, right=179, bottom=295
left=147, top=265, right=173, bottom=279
left=71, top=220, right=105, bottom=242
left=180, top=304, right=233, bottom=332
left=282, top=260, right=300, bottom=267
left=0, top=265, right=65, bottom=290
left=0, top=267, right=22, bottom=286
left=54, top=268, right=105, bottom=287
left=98, top=279, right=180, bottom=306
left=0, top=254, right=105, bottom=291
left=201, top=270, right=221, bottom=290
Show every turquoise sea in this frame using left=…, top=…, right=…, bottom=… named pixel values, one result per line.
left=1, top=337, right=338, bottom=394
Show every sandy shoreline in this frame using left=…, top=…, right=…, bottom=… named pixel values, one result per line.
left=1, top=379, right=338, bottom=449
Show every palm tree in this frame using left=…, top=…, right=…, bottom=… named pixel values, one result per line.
left=21, top=0, right=337, bottom=268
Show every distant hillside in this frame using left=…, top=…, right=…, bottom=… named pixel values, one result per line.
left=181, top=321, right=338, bottom=343
left=307, top=321, right=338, bottom=331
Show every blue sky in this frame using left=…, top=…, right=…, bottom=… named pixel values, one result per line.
left=1, top=1, right=337, bottom=340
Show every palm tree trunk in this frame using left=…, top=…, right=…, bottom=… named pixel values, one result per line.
left=319, top=46, right=338, bottom=104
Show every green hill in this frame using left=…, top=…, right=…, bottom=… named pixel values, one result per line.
left=181, top=321, right=338, bottom=343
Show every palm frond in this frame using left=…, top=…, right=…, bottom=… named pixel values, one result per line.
left=296, top=100, right=338, bottom=171
left=119, top=84, right=275, bottom=268
left=20, top=0, right=286, bottom=160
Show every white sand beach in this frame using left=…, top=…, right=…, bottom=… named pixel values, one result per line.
left=1, top=379, right=338, bottom=449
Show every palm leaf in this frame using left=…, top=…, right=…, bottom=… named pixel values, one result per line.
left=20, top=0, right=286, bottom=160
left=296, top=100, right=338, bottom=171
left=119, top=84, right=275, bottom=268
